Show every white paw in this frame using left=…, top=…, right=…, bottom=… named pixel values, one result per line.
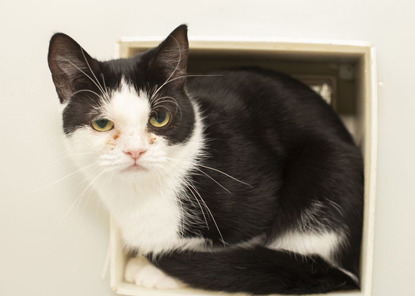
left=125, top=256, right=184, bottom=289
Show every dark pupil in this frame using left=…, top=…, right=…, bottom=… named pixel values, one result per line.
left=154, top=112, right=166, bottom=123
left=96, top=119, right=108, bottom=128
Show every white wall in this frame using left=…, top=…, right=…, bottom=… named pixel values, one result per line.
left=0, top=1, right=414, bottom=295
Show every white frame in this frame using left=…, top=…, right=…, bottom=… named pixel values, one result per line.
left=110, top=38, right=378, bottom=296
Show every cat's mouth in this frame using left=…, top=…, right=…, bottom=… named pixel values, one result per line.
left=122, top=163, right=148, bottom=173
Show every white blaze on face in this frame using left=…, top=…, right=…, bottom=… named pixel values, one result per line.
left=65, top=79, right=170, bottom=176
left=99, top=80, right=154, bottom=168
left=106, top=82, right=149, bottom=125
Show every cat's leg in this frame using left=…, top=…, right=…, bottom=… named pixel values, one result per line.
left=149, top=247, right=358, bottom=295
left=271, top=139, right=363, bottom=276
left=125, top=256, right=185, bottom=289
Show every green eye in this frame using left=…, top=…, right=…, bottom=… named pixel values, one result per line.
left=149, top=111, right=171, bottom=128
left=91, top=119, right=114, bottom=132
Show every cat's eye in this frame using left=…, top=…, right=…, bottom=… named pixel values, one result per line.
left=91, top=119, right=114, bottom=132
left=149, top=111, right=171, bottom=128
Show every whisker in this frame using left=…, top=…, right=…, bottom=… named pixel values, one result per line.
left=33, top=163, right=98, bottom=193
left=53, top=167, right=104, bottom=232
left=71, top=89, right=102, bottom=99
left=197, top=164, right=253, bottom=188
left=183, top=182, right=209, bottom=230
left=186, top=180, right=226, bottom=246
left=159, top=165, right=209, bottom=232
left=75, top=182, right=98, bottom=234
left=73, top=168, right=106, bottom=215
left=164, top=157, right=252, bottom=188
left=152, top=96, right=183, bottom=118
left=151, top=36, right=183, bottom=100
left=78, top=170, right=114, bottom=233
left=100, top=73, right=110, bottom=98
left=153, top=74, right=224, bottom=97
left=159, top=165, right=225, bottom=245
left=80, top=48, right=108, bottom=100
left=43, top=152, right=97, bottom=168
left=100, top=73, right=112, bottom=104
left=62, top=59, right=106, bottom=98
left=153, top=105, right=182, bottom=119
left=152, top=97, right=180, bottom=107
left=193, top=167, right=231, bottom=194
left=157, top=168, right=187, bottom=236
left=184, top=182, right=209, bottom=230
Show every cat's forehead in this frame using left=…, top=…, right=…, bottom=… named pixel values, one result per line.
left=103, top=79, right=150, bottom=128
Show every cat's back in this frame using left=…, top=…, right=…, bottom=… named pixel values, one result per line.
left=186, top=67, right=355, bottom=146
left=187, top=67, right=321, bottom=105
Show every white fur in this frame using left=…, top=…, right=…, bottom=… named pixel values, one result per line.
left=268, top=230, right=359, bottom=283
left=267, top=201, right=345, bottom=263
left=230, top=235, right=265, bottom=249
left=267, top=230, right=344, bottom=263
left=125, top=256, right=184, bottom=289
left=338, top=266, right=359, bottom=284
left=65, top=80, right=207, bottom=255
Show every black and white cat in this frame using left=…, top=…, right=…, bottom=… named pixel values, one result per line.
left=48, top=25, right=363, bottom=295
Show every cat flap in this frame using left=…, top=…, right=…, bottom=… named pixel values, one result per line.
left=48, top=33, right=101, bottom=103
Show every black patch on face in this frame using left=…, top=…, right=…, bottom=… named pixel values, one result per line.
left=48, top=25, right=194, bottom=145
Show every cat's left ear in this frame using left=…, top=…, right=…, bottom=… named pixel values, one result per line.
left=150, top=25, right=189, bottom=87
left=48, top=33, right=101, bottom=103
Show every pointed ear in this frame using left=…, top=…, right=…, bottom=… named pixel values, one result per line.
left=48, top=33, right=101, bottom=103
left=151, top=25, right=189, bottom=87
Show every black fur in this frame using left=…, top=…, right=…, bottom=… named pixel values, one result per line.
left=48, top=25, right=363, bottom=295
left=151, top=247, right=358, bottom=295
left=152, top=67, right=363, bottom=294
left=183, top=68, right=363, bottom=275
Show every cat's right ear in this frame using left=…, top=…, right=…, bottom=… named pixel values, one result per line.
left=48, top=33, right=101, bottom=103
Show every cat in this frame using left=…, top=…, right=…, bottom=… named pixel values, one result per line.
left=48, top=25, right=363, bottom=295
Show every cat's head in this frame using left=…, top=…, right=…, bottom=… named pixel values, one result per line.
left=48, top=25, right=202, bottom=184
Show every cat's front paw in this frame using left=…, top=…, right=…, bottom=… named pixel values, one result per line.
left=125, top=256, right=184, bottom=289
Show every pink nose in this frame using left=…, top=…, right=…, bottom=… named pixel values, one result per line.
left=125, top=149, right=146, bottom=160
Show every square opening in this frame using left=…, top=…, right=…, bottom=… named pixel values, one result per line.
left=110, top=38, right=377, bottom=296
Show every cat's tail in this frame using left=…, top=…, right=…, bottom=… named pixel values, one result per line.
left=151, top=246, right=358, bottom=295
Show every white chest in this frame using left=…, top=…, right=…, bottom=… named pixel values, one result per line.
left=116, top=195, right=183, bottom=254
left=96, top=176, right=205, bottom=255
